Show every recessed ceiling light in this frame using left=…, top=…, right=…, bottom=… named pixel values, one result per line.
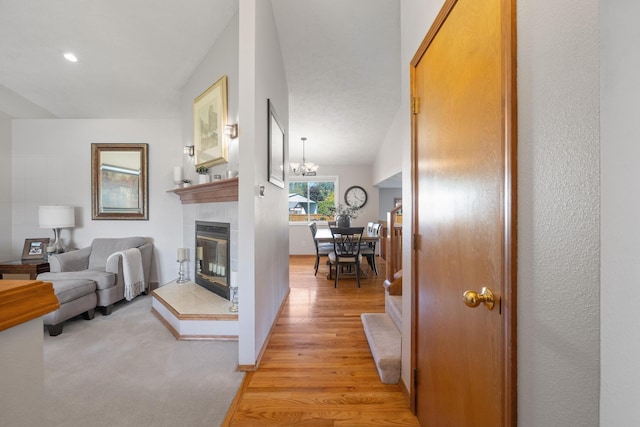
left=63, top=52, right=78, bottom=63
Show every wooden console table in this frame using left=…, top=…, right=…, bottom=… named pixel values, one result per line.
left=0, top=260, right=50, bottom=280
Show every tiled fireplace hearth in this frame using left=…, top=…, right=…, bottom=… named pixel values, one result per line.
left=151, top=281, right=238, bottom=340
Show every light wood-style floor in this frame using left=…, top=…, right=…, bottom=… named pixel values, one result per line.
left=223, top=255, right=419, bottom=426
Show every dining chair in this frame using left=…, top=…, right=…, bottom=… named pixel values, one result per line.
left=328, top=220, right=337, bottom=227
left=361, top=222, right=381, bottom=275
left=328, top=227, right=364, bottom=287
left=309, top=222, right=332, bottom=276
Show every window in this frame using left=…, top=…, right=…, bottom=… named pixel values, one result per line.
left=289, top=178, right=336, bottom=222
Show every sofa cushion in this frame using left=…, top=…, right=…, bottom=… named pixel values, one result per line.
left=88, top=237, right=147, bottom=270
left=39, top=269, right=115, bottom=290
left=49, top=279, right=96, bottom=304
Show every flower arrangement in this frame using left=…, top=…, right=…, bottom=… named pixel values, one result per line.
left=195, top=166, right=209, bottom=175
left=328, top=203, right=360, bottom=221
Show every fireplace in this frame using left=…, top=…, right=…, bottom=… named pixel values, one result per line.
left=195, top=221, right=230, bottom=300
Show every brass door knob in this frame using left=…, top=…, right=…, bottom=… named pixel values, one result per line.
left=463, top=287, right=496, bottom=310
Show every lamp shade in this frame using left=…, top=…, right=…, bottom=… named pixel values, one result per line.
left=38, top=205, right=75, bottom=228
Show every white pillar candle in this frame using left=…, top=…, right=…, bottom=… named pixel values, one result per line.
left=209, top=262, right=214, bottom=272
left=230, top=271, right=238, bottom=287
left=173, top=166, right=183, bottom=182
left=196, top=246, right=203, bottom=260
left=220, top=266, right=226, bottom=276
left=177, top=248, right=186, bottom=261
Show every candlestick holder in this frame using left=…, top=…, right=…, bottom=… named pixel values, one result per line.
left=229, top=286, right=238, bottom=312
left=177, top=259, right=188, bottom=283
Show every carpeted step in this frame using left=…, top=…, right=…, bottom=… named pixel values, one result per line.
left=361, top=313, right=401, bottom=384
left=386, top=295, right=402, bottom=331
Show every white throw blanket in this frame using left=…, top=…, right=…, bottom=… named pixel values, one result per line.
left=108, top=248, right=145, bottom=301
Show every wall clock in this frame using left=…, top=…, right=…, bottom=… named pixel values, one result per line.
left=344, top=185, right=368, bottom=208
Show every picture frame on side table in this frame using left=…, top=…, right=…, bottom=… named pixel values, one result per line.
left=194, top=75, right=229, bottom=168
left=21, top=238, right=50, bottom=260
left=267, top=99, right=285, bottom=188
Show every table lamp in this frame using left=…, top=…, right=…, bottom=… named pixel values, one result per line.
left=38, top=205, right=75, bottom=253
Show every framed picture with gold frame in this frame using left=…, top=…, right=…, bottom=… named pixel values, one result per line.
left=22, top=238, right=50, bottom=260
left=193, top=75, right=229, bottom=168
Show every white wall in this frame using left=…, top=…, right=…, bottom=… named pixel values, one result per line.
left=11, top=119, right=183, bottom=285
left=289, top=164, right=379, bottom=255
left=0, top=114, right=11, bottom=261
left=517, top=0, right=600, bottom=425
left=179, top=12, right=240, bottom=282
left=378, top=187, right=402, bottom=221
left=0, top=319, right=45, bottom=426
left=237, top=0, right=290, bottom=365
left=600, top=2, right=639, bottom=425
left=397, top=0, right=601, bottom=425
left=180, top=11, right=240, bottom=184
left=372, top=107, right=403, bottom=186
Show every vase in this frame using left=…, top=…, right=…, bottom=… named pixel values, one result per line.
left=198, top=174, right=210, bottom=184
left=336, top=215, right=351, bottom=228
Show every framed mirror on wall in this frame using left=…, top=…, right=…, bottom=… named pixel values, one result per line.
left=91, top=143, right=148, bottom=220
left=267, top=98, right=285, bottom=188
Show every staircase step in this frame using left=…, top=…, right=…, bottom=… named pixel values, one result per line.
left=386, top=295, right=402, bottom=331
left=361, top=313, right=401, bottom=384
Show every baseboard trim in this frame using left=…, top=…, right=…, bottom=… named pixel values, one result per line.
left=150, top=307, right=238, bottom=341
left=399, top=376, right=412, bottom=409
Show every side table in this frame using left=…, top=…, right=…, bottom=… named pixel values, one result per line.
left=0, top=260, right=50, bottom=280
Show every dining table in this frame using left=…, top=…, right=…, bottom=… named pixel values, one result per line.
left=313, top=227, right=381, bottom=244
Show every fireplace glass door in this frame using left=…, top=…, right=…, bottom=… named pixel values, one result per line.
left=195, top=221, right=230, bottom=299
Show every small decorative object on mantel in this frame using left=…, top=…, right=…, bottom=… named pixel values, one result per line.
left=329, top=203, right=360, bottom=228
left=173, top=166, right=184, bottom=188
left=196, top=166, right=210, bottom=184
left=182, top=179, right=192, bottom=187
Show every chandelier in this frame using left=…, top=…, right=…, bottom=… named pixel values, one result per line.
left=289, top=137, right=318, bottom=176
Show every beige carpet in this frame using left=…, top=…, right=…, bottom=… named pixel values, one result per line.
left=43, top=295, right=244, bottom=427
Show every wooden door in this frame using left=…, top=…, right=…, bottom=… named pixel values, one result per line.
left=410, top=0, right=517, bottom=426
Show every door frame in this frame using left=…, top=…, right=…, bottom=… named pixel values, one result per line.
left=409, top=0, right=518, bottom=424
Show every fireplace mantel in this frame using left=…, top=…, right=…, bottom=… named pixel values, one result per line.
left=168, top=177, right=238, bottom=204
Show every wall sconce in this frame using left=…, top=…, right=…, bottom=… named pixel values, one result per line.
left=184, top=145, right=194, bottom=157
left=224, top=124, right=238, bottom=139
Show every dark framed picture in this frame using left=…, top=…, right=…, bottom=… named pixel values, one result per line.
left=267, top=99, right=285, bottom=188
left=22, top=238, right=50, bottom=260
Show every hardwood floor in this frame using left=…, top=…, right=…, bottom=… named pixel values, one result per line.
left=223, top=255, right=419, bottom=426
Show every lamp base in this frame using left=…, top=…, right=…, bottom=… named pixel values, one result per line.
left=51, top=228, right=65, bottom=253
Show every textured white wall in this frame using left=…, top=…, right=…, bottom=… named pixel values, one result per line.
left=517, top=0, right=600, bottom=425
left=0, top=319, right=45, bottom=426
left=0, top=114, right=11, bottom=261
left=600, top=2, right=640, bottom=425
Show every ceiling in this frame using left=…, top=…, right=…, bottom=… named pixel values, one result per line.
left=0, top=0, right=401, bottom=174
